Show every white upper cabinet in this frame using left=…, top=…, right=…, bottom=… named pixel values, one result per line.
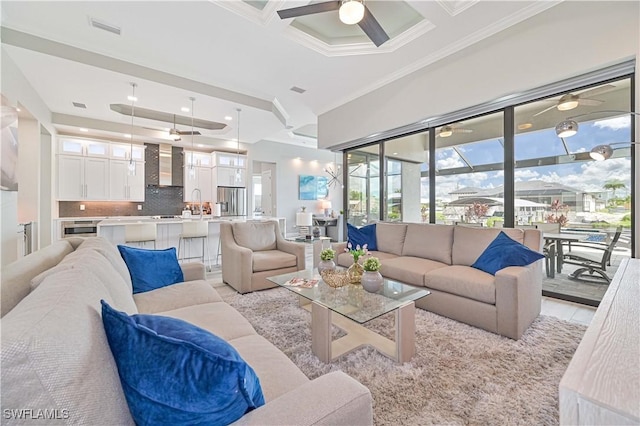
left=184, top=150, right=212, bottom=167
left=110, top=143, right=145, bottom=161
left=58, top=156, right=109, bottom=200
left=109, top=160, right=145, bottom=201
left=213, top=152, right=246, bottom=168
left=59, top=138, right=109, bottom=157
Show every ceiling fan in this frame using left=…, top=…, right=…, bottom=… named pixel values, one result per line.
left=533, top=84, right=616, bottom=117
left=437, top=124, right=473, bottom=138
left=169, top=114, right=200, bottom=141
left=277, top=0, right=390, bottom=47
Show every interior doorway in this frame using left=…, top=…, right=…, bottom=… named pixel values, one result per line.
left=251, top=161, right=276, bottom=217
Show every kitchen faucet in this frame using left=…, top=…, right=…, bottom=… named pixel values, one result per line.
left=192, top=188, right=203, bottom=220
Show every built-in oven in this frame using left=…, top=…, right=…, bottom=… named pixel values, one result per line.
left=61, top=220, right=100, bottom=238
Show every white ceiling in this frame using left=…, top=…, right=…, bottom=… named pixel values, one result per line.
left=0, top=0, right=561, bottom=151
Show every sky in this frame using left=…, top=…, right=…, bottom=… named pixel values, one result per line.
left=429, top=116, right=632, bottom=201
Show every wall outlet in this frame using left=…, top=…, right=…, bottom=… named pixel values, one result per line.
left=79, top=204, right=85, bottom=211
left=137, top=205, right=142, bottom=211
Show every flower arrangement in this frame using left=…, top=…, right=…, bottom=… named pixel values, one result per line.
left=363, top=257, right=381, bottom=272
left=345, top=242, right=369, bottom=262
left=320, top=248, right=336, bottom=261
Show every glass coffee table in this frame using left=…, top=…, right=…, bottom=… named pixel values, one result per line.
left=267, top=269, right=430, bottom=363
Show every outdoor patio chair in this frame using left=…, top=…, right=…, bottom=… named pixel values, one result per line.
left=561, top=226, right=623, bottom=284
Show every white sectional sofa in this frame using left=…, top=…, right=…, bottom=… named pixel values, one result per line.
left=1, top=237, right=373, bottom=425
left=335, top=223, right=543, bottom=340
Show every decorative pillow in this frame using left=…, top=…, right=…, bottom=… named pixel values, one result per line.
left=347, top=223, right=378, bottom=251
left=117, top=246, right=184, bottom=294
left=471, top=231, right=544, bottom=275
left=101, top=301, right=265, bottom=426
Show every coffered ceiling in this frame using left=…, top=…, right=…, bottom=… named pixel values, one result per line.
left=0, top=1, right=561, bottom=151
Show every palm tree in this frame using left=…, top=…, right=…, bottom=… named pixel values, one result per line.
left=603, top=180, right=626, bottom=199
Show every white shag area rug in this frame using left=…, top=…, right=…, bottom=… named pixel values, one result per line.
left=218, top=285, right=586, bottom=425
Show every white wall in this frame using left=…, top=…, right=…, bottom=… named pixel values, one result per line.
left=318, top=1, right=639, bottom=148
left=248, top=141, right=343, bottom=236
left=1, top=47, right=56, bottom=264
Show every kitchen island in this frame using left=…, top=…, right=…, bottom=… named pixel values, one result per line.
left=96, top=216, right=286, bottom=269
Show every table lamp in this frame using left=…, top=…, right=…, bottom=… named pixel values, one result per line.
left=296, top=209, right=313, bottom=237
left=322, top=200, right=332, bottom=217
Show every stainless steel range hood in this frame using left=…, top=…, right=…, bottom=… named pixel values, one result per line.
left=159, top=143, right=173, bottom=186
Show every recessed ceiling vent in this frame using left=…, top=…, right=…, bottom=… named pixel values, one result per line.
left=290, top=86, right=306, bottom=94
left=72, top=102, right=87, bottom=109
left=89, top=17, right=121, bottom=36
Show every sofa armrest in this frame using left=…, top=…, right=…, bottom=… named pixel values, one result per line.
left=276, top=239, right=306, bottom=270
left=332, top=241, right=348, bottom=254
left=232, top=371, right=373, bottom=425
left=495, top=260, right=542, bottom=339
left=180, top=262, right=205, bottom=282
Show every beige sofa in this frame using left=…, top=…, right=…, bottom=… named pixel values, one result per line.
left=1, top=237, right=372, bottom=425
left=335, top=223, right=543, bottom=340
left=220, top=220, right=306, bottom=294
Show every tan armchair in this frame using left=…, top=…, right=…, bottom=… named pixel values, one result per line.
left=220, top=220, right=306, bottom=293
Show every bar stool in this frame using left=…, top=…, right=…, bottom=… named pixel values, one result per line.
left=178, top=221, right=211, bottom=270
left=124, top=223, right=157, bottom=249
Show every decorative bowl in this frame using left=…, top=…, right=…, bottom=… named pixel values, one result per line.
left=320, top=270, right=350, bottom=288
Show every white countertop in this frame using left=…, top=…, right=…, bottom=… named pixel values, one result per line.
left=96, top=216, right=284, bottom=226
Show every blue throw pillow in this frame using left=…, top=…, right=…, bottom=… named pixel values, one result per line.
left=117, top=245, right=184, bottom=294
left=471, top=231, right=544, bottom=275
left=347, top=223, right=378, bottom=251
left=101, top=300, right=265, bottom=426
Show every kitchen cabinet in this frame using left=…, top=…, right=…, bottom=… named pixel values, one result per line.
left=110, top=143, right=145, bottom=161
left=59, top=138, right=109, bottom=157
left=57, top=155, right=109, bottom=200
left=214, top=166, right=246, bottom=187
left=184, top=166, right=213, bottom=202
left=184, top=150, right=212, bottom=167
left=213, top=152, right=246, bottom=168
left=109, top=160, right=145, bottom=201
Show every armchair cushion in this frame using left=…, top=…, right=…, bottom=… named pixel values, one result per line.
left=232, top=222, right=277, bottom=252
left=252, top=250, right=297, bottom=272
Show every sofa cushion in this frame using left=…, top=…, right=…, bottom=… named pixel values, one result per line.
left=347, top=223, right=378, bottom=251
left=77, top=237, right=133, bottom=291
left=134, top=280, right=222, bottom=314
left=452, top=226, right=525, bottom=266
left=381, top=256, right=448, bottom=287
left=252, top=250, right=297, bottom=272
left=376, top=223, right=408, bottom=256
left=1, top=268, right=134, bottom=425
left=471, top=231, right=544, bottom=275
left=117, top=246, right=184, bottom=294
left=1, top=240, right=74, bottom=318
left=232, top=221, right=277, bottom=252
left=425, top=265, right=496, bottom=304
left=101, top=301, right=265, bottom=426
left=336, top=251, right=398, bottom=268
left=402, top=224, right=454, bottom=264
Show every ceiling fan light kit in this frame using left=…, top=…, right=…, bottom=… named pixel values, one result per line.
left=339, top=0, right=365, bottom=25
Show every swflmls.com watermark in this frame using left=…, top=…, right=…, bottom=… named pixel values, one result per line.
left=3, top=409, right=69, bottom=420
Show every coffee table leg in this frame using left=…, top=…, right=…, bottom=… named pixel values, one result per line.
left=311, top=301, right=331, bottom=363
left=396, top=302, right=416, bottom=363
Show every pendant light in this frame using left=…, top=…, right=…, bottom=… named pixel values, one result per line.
left=188, top=97, right=196, bottom=180
left=128, top=83, right=137, bottom=176
left=235, top=108, right=242, bottom=183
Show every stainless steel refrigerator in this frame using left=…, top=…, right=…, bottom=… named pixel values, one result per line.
left=217, top=186, right=246, bottom=216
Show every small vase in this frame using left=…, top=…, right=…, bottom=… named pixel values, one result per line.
left=361, top=271, right=383, bottom=293
left=317, top=259, right=336, bottom=274
left=347, top=261, right=364, bottom=284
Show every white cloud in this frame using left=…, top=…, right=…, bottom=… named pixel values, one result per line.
left=537, top=158, right=631, bottom=194
left=592, top=116, right=630, bottom=131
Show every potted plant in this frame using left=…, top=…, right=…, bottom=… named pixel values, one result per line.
left=361, top=256, right=383, bottom=292
left=318, top=248, right=336, bottom=274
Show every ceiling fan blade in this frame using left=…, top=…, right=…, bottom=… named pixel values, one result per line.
left=577, top=84, right=616, bottom=99
left=577, top=98, right=604, bottom=106
left=277, top=1, right=340, bottom=19
left=358, top=6, right=390, bottom=47
left=533, top=104, right=558, bottom=117
left=178, top=130, right=201, bottom=136
left=454, top=129, right=473, bottom=134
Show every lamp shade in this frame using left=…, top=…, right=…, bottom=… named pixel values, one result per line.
left=296, top=212, right=313, bottom=227
left=339, top=0, right=365, bottom=25
left=589, top=144, right=614, bottom=161
left=555, top=119, right=578, bottom=138
left=321, top=200, right=332, bottom=210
